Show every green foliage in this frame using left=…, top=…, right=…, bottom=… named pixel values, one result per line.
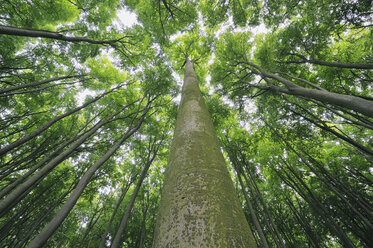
left=125, top=0, right=198, bottom=43
left=0, top=0, right=80, bottom=28
left=1, top=0, right=372, bottom=247
left=200, top=0, right=261, bottom=27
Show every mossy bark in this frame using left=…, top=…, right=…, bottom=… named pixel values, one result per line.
left=152, top=58, right=256, bottom=247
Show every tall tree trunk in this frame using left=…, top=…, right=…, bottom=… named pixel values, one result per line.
left=152, top=58, right=256, bottom=247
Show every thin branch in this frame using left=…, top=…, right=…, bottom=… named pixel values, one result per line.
left=286, top=53, right=373, bottom=70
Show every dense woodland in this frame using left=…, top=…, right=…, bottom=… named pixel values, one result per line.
left=0, top=0, right=372, bottom=247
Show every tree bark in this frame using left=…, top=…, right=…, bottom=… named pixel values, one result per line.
left=152, top=58, right=256, bottom=247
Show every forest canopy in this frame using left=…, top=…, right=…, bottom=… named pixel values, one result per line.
left=0, top=0, right=372, bottom=247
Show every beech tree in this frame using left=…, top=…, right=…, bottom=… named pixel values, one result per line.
left=152, top=57, right=256, bottom=247
left=1, top=0, right=372, bottom=247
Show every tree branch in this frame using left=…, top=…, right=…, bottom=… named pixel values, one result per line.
left=287, top=53, right=373, bottom=69
left=0, top=25, right=126, bottom=45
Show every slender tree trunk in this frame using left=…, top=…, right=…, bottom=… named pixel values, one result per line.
left=0, top=133, right=76, bottom=199
left=0, top=110, right=48, bottom=131
left=284, top=194, right=321, bottom=247
left=237, top=169, right=269, bottom=248
left=27, top=107, right=149, bottom=248
left=244, top=168, right=285, bottom=248
left=0, top=74, right=87, bottom=94
left=0, top=100, right=137, bottom=217
left=0, top=118, right=107, bottom=216
left=138, top=213, right=148, bottom=248
left=0, top=173, right=64, bottom=243
left=138, top=197, right=149, bottom=248
left=0, top=170, right=46, bottom=218
left=152, top=58, right=256, bottom=247
left=279, top=162, right=356, bottom=248
left=15, top=187, right=73, bottom=248
left=98, top=181, right=133, bottom=248
left=80, top=206, right=104, bottom=247
left=0, top=85, right=120, bottom=156
left=275, top=82, right=373, bottom=118
left=241, top=170, right=281, bottom=247
left=1, top=81, right=83, bottom=96
left=224, top=144, right=269, bottom=248
left=232, top=139, right=285, bottom=248
left=267, top=119, right=373, bottom=228
left=287, top=105, right=373, bottom=156
left=306, top=98, right=373, bottom=130
left=110, top=143, right=156, bottom=248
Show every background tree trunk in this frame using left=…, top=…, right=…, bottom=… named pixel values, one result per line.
left=111, top=137, right=159, bottom=248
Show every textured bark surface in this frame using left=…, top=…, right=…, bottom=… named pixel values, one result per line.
left=152, top=58, right=256, bottom=247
